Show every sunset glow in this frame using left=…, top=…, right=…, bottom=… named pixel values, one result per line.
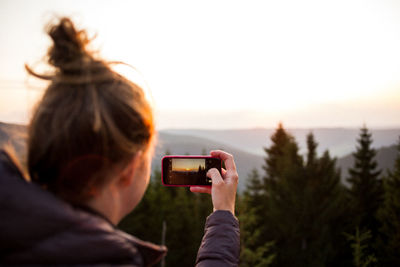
left=1, top=0, right=400, bottom=128
left=172, top=159, right=205, bottom=172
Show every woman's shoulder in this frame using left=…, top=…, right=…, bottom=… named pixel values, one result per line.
left=0, top=150, right=166, bottom=265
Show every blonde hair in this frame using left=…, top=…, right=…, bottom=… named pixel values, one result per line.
left=26, top=18, right=154, bottom=203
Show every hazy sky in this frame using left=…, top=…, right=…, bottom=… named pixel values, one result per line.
left=0, top=0, right=399, bottom=129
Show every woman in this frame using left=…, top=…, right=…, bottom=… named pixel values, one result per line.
left=0, top=18, right=239, bottom=266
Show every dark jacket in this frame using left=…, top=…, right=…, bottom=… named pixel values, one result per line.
left=0, top=151, right=240, bottom=266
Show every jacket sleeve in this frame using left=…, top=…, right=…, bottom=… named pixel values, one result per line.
left=195, top=210, right=240, bottom=267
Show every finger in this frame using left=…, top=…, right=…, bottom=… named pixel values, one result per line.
left=219, top=167, right=238, bottom=185
left=190, top=186, right=211, bottom=194
left=221, top=168, right=227, bottom=177
left=210, top=150, right=236, bottom=172
left=207, top=168, right=224, bottom=185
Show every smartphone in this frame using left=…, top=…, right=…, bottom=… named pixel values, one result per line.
left=161, top=156, right=222, bottom=186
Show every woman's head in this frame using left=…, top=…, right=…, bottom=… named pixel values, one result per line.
left=26, top=18, right=155, bottom=205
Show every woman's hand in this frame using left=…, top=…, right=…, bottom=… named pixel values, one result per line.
left=190, top=150, right=238, bottom=215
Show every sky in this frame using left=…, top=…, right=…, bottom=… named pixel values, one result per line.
left=0, top=0, right=399, bottom=129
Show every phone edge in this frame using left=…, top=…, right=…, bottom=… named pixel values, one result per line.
left=161, top=155, right=219, bottom=187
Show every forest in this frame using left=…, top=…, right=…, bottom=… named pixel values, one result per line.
left=118, top=124, right=400, bottom=267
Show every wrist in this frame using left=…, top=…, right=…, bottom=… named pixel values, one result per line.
left=208, top=209, right=239, bottom=224
left=213, top=207, right=235, bottom=216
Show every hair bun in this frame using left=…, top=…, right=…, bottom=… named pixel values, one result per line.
left=47, top=17, right=91, bottom=72
left=26, top=17, right=114, bottom=84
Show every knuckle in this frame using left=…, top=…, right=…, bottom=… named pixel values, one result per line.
left=232, top=173, right=239, bottom=181
left=208, top=168, right=218, bottom=175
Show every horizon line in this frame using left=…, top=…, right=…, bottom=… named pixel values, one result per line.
left=1, top=120, right=400, bottom=131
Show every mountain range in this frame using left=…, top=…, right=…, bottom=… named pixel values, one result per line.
left=163, top=128, right=399, bottom=157
left=1, top=121, right=398, bottom=191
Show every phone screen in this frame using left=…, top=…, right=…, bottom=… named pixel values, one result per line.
left=162, top=157, right=221, bottom=186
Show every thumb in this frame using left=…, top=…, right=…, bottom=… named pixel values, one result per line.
left=207, top=168, right=224, bottom=185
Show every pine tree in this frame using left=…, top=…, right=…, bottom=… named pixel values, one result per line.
left=302, top=133, right=349, bottom=266
left=305, top=132, right=318, bottom=168
left=347, top=126, right=383, bottom=239
left=243, top=169, right=264, bottom=218
left=377, top=137, right=400, bottom=265
left=240, top=168, right=275, bottom=266
left=259, top=128, right=349, bottom=266
left=344, top=228, right=377, bottom=267
left=262, top=123, right=303, bottom=203
left=260, top=124, right=306, bottom=266
left=262, top=123, right=300, bottom=183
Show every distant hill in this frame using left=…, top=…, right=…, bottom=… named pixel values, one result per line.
left=0, top=121, right=398, bottom=191
left=163, top=128, right=400, bottom=157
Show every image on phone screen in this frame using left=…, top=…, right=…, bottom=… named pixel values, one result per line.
left=162, top=157, right=221, bottom=186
